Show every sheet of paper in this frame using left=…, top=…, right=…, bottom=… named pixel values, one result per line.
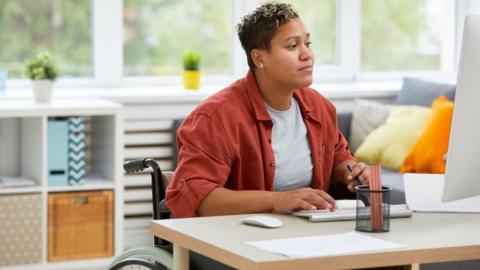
left=335, top=200, right=365, bottom=209
left=408, top=202, right=480, bottom=213
left=245, top=231, right=405, bottom=258
left=404, top=174, right=480, bottom=213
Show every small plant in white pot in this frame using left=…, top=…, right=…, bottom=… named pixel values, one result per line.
left=24, top=52, right=59, bottom=103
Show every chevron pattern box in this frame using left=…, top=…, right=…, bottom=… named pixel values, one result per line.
left=68, top=117, right=86, bottom=185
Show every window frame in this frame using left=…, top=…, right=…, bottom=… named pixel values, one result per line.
left=5, top=0, right=476, bottom=89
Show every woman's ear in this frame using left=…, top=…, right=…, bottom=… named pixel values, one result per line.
left=251, top=49, right=265, bottom=69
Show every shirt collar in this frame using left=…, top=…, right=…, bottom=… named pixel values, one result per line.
left=293, top=90, right=322, bottom=125
left=243, top=70, right=271, bottom=121
left=243, top=70, right=322, bottom=125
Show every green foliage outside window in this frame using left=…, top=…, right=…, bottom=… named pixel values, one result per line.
left=362, top=0, right=442, bottom=71
left=0, top=0, right=92, bottom=78
left=0, top=0, right=451, bottom=79
left=124, top=0, right=231, bottom=76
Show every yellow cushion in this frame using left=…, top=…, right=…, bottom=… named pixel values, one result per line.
left=355, top=106, right=431, bottom=170
left=400, top=96, right=453, bottom=173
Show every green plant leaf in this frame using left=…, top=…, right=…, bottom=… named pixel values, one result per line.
left=23, top=52, right=60, bottom=81
left=182, top=50, right=201, bottom=71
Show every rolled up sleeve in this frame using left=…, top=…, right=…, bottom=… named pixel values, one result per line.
left=166, top=114, right=233, bottom=218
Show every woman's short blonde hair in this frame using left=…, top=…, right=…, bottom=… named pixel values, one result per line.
left=237, top=2, right=299, bottom=69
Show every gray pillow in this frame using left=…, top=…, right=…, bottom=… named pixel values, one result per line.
left=396, top=77, right=456, bottom=107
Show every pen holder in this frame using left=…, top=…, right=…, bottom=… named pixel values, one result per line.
left=355, top=185, right=391, bottom=233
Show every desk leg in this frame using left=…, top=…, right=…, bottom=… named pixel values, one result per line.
left=173, top=244, right=189, bottom=270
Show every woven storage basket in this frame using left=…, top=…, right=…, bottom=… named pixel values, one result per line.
left=48, top=190, right=113, bottom=261
left=0, top=194, right=42, bottom=266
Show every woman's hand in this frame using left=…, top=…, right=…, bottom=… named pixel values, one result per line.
left=345, top=162, right=370, bottom=192
left=270, top=187, right=336, bottom=212
left=333, top=160, right=371, bottom=192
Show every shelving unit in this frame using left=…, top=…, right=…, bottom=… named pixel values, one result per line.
left=0, top=99, right=123, bottom=269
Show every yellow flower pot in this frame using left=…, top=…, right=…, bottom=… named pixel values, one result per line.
left=183, top=70, right=200, bottom=90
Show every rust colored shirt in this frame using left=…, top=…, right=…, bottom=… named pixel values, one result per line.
left=166, top=71, right=355, bottom=218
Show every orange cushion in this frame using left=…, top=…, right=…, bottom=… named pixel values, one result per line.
left=400, top=96, right=454, bottom=173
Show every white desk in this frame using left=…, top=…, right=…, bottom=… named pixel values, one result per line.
left=150, top=212, right=480, bottom=270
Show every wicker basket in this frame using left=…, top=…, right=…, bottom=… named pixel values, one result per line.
left=48, top=190, right=113, bottom=261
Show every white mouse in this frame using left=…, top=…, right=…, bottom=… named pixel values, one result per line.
left=241, top=215, right=282, bottom=228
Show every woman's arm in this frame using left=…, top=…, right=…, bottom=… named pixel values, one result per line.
left=197, top=187, right=336, bottom=216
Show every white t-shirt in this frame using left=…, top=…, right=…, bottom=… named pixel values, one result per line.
left=266, top=97, right=313, bottom=191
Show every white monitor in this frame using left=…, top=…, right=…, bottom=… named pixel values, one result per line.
left=442, top=15, right=480, bottom=202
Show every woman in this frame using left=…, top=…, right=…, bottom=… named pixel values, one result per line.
left=166, top=2, right=370, bottom=218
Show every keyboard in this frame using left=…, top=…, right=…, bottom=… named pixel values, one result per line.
left=293, top=204, right=413, bottom=222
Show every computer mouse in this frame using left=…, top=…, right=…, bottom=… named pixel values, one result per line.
left=241, top=215, right=282, bottom=228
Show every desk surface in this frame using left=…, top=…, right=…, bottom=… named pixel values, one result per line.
left=150, top=213, right=480, bottom=270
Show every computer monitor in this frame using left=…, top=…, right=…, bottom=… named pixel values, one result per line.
left=442, top=15, right=480, bottom=202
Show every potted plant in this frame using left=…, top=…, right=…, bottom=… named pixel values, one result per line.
left=24, top=52, right=59, bottom=103
left=182, top=50, right=201, bottom=90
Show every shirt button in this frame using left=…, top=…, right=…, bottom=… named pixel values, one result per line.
left=270, top=161, right=275, bottom=167
left=176, top=182, right=184, bottom=189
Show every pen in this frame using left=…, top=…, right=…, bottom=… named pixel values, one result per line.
left=347, top=164, right=371, bottom=207
left=347, top=164, right=363, bottom=185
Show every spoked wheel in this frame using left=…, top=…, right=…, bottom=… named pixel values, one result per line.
left=108, top=246, right=173, bottom=270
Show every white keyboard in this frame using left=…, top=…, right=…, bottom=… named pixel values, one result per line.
left=293, top=204, right=413, bottom=222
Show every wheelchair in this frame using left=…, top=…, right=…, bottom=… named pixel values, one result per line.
left=107, top=158, right=173, bottom=270
left=107, top=158, right=233, bottom=270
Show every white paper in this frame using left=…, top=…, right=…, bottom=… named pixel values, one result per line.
left=408, top=202, right=480, bottom=213
left=334, top=199, right=359, bottom=209
left=246, top=231, right=405, bottom=258
left=404, top=174, right=480, bottom=213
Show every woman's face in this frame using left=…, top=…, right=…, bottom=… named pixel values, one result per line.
left=260, top=18, right=314, bottom=89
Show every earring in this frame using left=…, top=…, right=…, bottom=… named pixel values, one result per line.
left=259, top=64, right=264, bottom=68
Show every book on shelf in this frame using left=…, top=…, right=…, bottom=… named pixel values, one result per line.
left=0, top=176, right=36, bottom=188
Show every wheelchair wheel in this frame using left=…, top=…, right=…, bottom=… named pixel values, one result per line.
left=108, top=245, right=173, bottom=270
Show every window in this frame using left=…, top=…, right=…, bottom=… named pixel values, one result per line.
left=123, top=0, right=231, bottom=76
left=0, top=0, right=92, bottom=78
left=0, top=0, right=469, bottom=86
left=361, top=0, right=455, bottom=72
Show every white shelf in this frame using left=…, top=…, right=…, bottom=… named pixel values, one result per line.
left=0, top=186, right=42, bottom=195
left=0, top=99, right=122, bottom=117
left=47, top=178, right=115, bottom=192
left=1, top=257, right=114, bottom=270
